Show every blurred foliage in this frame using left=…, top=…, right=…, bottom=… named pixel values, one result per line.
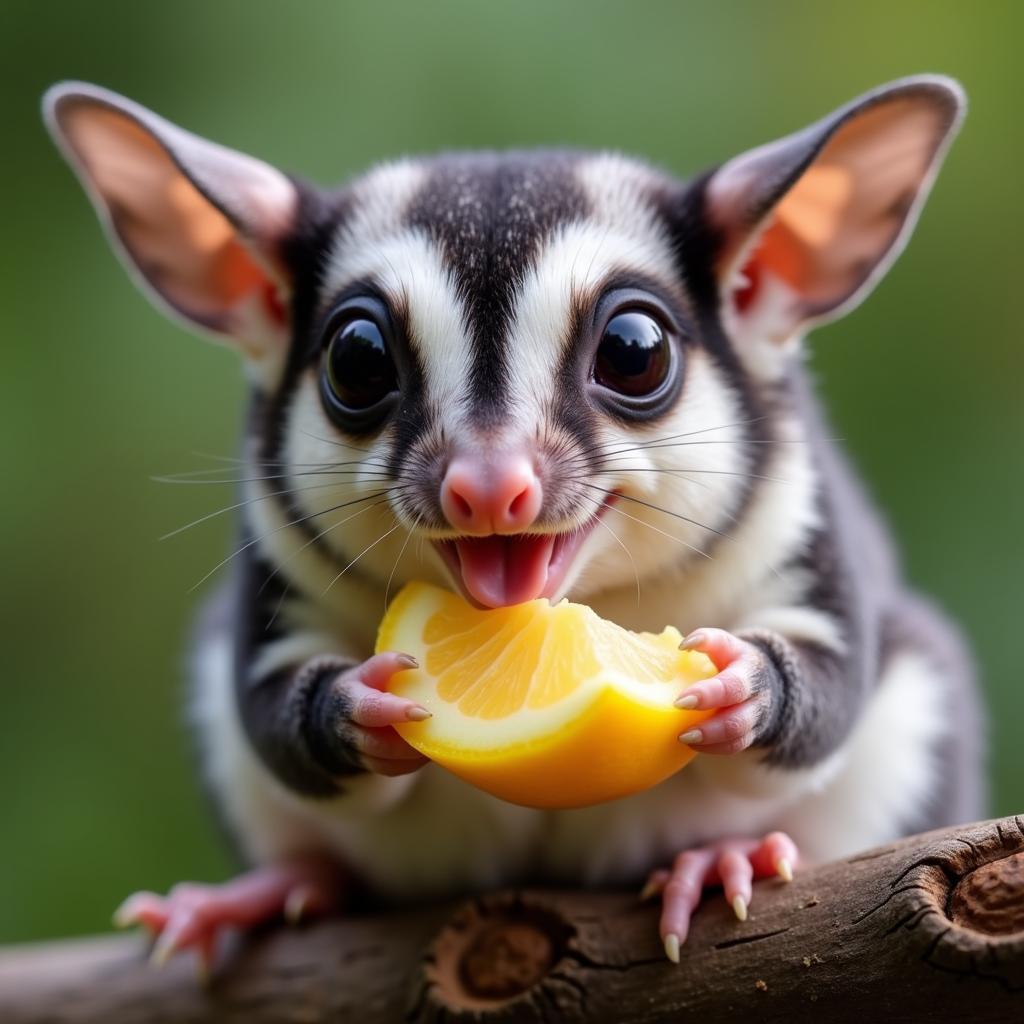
left=1, top=0, right=1021, bottom=943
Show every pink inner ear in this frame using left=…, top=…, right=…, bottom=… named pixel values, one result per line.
left=61, top=103, right=287, bottom=339
left=775, top=165, right=853, bottom=250
left=745, top=98, right=946, bottom=317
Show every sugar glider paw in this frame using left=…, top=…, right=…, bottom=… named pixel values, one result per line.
left=328, top=652, right=431, bottom=776
left=641, top=832, right=798, bottom=961
left=113, top=859, right=344, bottom=978
left=675, top=628, right=778, bottom=755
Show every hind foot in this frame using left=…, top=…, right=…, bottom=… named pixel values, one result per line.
left=113, top=858, right=344, bottom=977
left=641, top=831, right=798, bottom=962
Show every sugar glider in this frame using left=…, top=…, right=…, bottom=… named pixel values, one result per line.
left=43, top=74, right=984, bottom=967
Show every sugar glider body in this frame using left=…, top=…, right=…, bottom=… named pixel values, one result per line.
left=45, top=76, right=984, bottom=958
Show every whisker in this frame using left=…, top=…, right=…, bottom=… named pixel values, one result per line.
left=601, top=502, right=712, bottom=561
left=384, top=514, right=420, bottom=611
left=299, top=428, right=377, bottom=455
left=593, top=466, right=714, bottom=492
left=154, top=469, right=394, bottom=486
left=258, top=497, right=392, bottom=604
left=160, top=478, right=394, bottom=540
left=265, top=577, right=292, bottom=631
left=592, top=510, right=642, bottom=608
left=576, top=437, right=816, bottom=466
left=575, top=483, right=730, bottom=541
left=321, top=522, right=404, bottom=598
left=263, top=498, right=395, bottom=631
left=596, top=465, right=790, bottom=485
left=643, top=438, right=812, bottom=450
left=157, top=460, right=391, bottom=483
left=571, top=415, right=771, bottom=461
left=183, top=451, right=391, bottom=471
left=187, top=489, right=398, bottom=593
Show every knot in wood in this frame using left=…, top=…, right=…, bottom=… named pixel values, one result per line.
left=460, top=922, right=553, bottom=999
left=420, top=895, right=574, bottom=1015
left=949, top=851, right=1024, bottom=936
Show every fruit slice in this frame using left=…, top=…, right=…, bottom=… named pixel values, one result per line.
left=376, top=582, right=716, bottom=809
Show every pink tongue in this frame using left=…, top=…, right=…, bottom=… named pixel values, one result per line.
left=455, top=535, right=557, bottom=608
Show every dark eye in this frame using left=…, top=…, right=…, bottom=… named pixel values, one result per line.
left=593, top=311, right=671, bottom=397
left=324, top=317, right=398, bottom=412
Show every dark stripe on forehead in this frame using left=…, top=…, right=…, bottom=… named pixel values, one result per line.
left=405, top=151, right=588, bottom=424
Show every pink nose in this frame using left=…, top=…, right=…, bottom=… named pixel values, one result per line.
left=440, top=453, right=542, bottom=535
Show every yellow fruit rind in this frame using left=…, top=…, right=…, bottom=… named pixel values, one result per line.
left=394, top=685, right=712, bottom=808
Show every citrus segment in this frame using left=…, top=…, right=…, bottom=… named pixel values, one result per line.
left=376, top=582, right=716, bottom=809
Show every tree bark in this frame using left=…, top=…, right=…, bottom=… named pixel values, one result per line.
left=2, top=815, right=1022, bottom=1023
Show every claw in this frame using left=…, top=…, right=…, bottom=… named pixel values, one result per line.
left=663, top=932, right=681, bottom=964
left=639, top=870, right=667, bottom=902
left=112, top=900, right=136, bottom=930
left=284, top=888, right=309, bottom=925
left=776, top=856, right=793, bottom=882
left=731, top=894, right=748, bottom=922
left=149, top=932, right=178, bottom=969
left=112, top=892, right=166, bottom=934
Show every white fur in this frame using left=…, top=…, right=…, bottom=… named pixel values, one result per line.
left=576, top=154, right=675, bottom=248
left=721, top=272, right=805, bottom=381
left=320, top=161, right=426, bottom=296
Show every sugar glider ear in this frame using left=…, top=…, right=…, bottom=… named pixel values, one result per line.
left=43, top=82, right=298, bottom=364
left=705, top=75, right=965, bottom=360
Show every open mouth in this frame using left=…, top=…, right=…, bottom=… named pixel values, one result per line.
left=433, top=495, right=617, bottom=608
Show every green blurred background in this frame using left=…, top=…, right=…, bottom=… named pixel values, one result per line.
left=2, top=0, right=1021, bottom=943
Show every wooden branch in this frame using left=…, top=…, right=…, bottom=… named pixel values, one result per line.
left=2, top=815, right=1023, bottom=1023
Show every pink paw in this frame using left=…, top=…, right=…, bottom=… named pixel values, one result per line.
left=332, top=651, right=431, bottom=777
left=642, top=832, right=798, bottom=961
left=113, top=859, right=343, bottom=977
left=675, top=627, right=777, bottom=754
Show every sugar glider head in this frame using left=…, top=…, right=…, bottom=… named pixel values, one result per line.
left=44, top=78, right=964, bottom=609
